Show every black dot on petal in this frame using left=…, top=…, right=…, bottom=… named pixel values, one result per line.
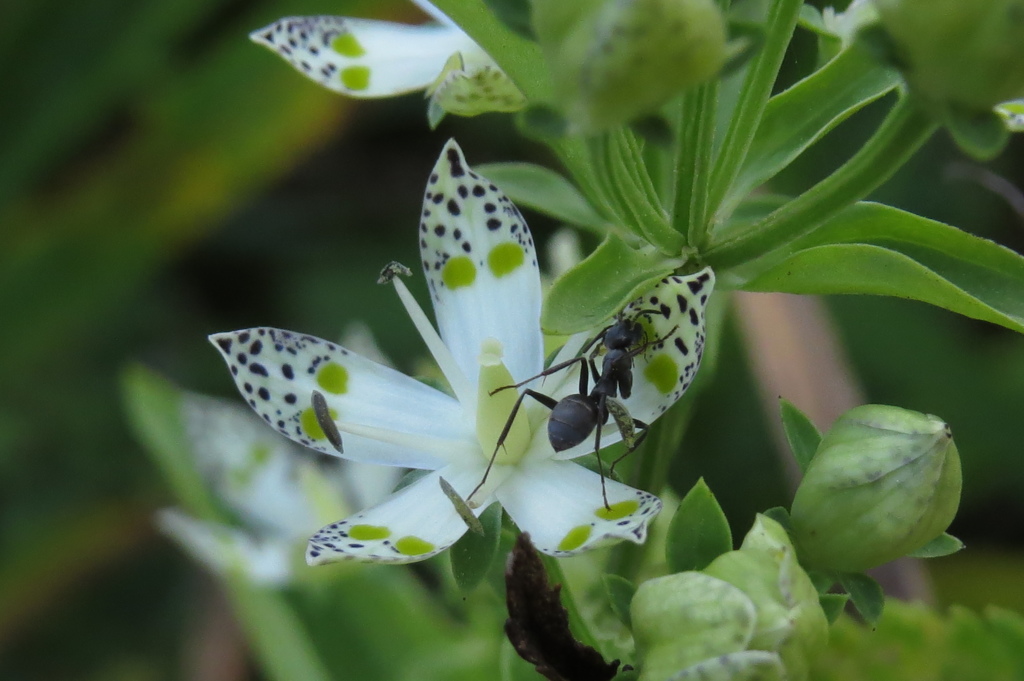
left=282, top=364, right=294, bottom=379
left=434, top=225, right=446, bottom=236
left=258, top=387, right=270, bottom=400
left=285, top=393, right=297, bottom=404
left=447, top=198, right=461, bottom=216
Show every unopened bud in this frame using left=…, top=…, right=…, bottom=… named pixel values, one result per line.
left=791, top=405, right=962, bottom=573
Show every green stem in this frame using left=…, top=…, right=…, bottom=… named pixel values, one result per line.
left=672, top=81, right=719, bottom=248
left=704, top=95, right=938, bottom=269
left=705, top=0, right=804, bottom=221
left=428, top=0, right=551, bottom=101
left=541, top=554, right=602, bottom=652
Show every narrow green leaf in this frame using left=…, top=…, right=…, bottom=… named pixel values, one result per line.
left=450, top=503, right=503, bottom=591
left=779, top=399, right=822, bottom=473
left=743, top=202, right=1024, bottom=336
left=226, top=579, right=333, bottom=681
left=943, top=107, right=1011, bottom=161
left=808, top=570, right=835, bottom=595
left=721, top=47, right=900, bottom=218
left=666, top=478, right=733, bottom=573
left=838, top=572, right=884, bottom=626
left=476, top=161, right=609, bottom=232
left=819, top=593, right=850, bottom=624
left=602, top=574, right=636, bottom=628
left=541, top=233, right=679, bottom=335
left=908, top=532, right=965, bottom=559
left=120, top=364, right=219, bottom=519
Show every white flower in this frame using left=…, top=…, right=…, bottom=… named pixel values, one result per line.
left=249, top=0, right=526, bottom=127
left=210, top=139, right=715, bottom=564
left=157, top=392, right=399, bottom=583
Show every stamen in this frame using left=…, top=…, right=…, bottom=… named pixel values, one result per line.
left=311, top=390, right=344, bottom=454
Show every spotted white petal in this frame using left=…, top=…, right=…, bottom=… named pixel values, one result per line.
left=209, top=328, right=475, bottom=468
left=996, top=99, right=1024, bottom=132
left=619, top=268, right=715, bottom=424
left=307, top=463, right=508, bottom=564
left=250, top=16, right=474, bottom=97
left=419, top=140, right=543, bottom=387
left=495, top=459, right=662, bottom=557
left=182, top=393, right=339, bottom=538
left=426, top=51, right=527, bottom=127
left=158, top=509, right=295, bottom=585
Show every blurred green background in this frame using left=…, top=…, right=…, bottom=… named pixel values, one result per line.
left=3, top=0, right=1024, bottom=678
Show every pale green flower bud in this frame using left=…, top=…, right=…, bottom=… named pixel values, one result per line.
left=790, top=405, right=962, bottom=573
left=532, top=0, right=727, bottom=133
left=631, top=517, right=825, bottom=681
left=875, top=0, right=1024, bottom=111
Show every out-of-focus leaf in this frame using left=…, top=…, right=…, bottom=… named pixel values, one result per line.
left=542, top=234, right=678, bottom=335
left=450, top=503, right=503, bottom=591
left=601, top=574, right=636, bottom=628
left=476, top=162, right=610, bottom=232
left=819, top=593, right=849, bottom=624
left=666, top=478, right=733, bottom=573
left=779, top=399, right=821, bottom=473
left=743, top=202, right=1024, bottom=335
left=720, top=47, right=899, bottom=218
left=942, top=107, right=1010, bottom=161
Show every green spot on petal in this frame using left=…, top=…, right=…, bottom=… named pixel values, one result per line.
left=442, top=256, right=476, bottom=289
left=349, top=524, right=391, bottom=540
left=487, top=242, right=524, bottom=278
left=300, top=406, right=338, bottom=441
left=250, top=443, right=271, bottom=465
left=558, top=525, right=592, bottom=552
left=341, top=66, right=370, bottom=91
left=395, top=536, right=436, bottom=556
left=332, top=33, right=365, bottom=57
left=595, top=500, right=639, bottom=520
left=644, top=353, right=678, bottom=395
left=317, top=362, right=349, bottom=394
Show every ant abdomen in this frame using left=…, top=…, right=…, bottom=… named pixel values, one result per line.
left=548, top=395, right=602, bottom=451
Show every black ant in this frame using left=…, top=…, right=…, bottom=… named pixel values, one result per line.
left=469, top=312, right=676, bottom=508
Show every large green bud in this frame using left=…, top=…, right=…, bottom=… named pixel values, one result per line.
left=875, top=0, right=1024, bottom=111
left=790, top=405, right=962, bottom=573
left=532, top=0, right=727, bottom=133
left=631, top=517, right=826, bottom=681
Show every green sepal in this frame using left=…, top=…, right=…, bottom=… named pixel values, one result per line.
left=666, top=478, right=733, bottom=573
left=475, top=162, right=610, bottom=233
left=121, top=365, right=220, bottom=520
left=907, top=532, right=964, bottom=559
left=838, top=572, right=884, bottom=626
left=819, top=593, right=850, bottom=625
left=517, top=104, right=569, bottom=140
left=602, top=573, right=637, bottom=628
left=742, top=201, right=1024, bottom=336
left=760, top=506, right=792, bottom=533
left=807, top=570, right=835, bottom=596
left=779, top=399, right=822, bottom=473
left=942, top=106, right=1011, bottom=161
left=450, top=503, right=504, bottom=591
left=541, top=233, right=679, bottom=335
left=482, top=0, right=535, bottom=40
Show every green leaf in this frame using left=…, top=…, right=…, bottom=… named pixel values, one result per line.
left=819, top=593, right=850, bottom=624
left=602, top=574, right=636, bottom=628
left=482, top=0, right=534, bottom=39
left=721, top=46, right=900, bottom=219
left=743, top=202, right=1024, bottom=336
left=761, top=506, right=792, bottom=532
left=943, top=106, right=1011, bottom=161
left=517, top=104, right=569, bottom=140
left=475, top=161, right=610, bottom=233
left=779, top=399, right=822, bottom=473
left=907, top=532, right=965, bottom=559
left=541, top=233, right=679, bottom=335
left=838, top=572, right=884, bottom=626
left=808, top=570, right=835, bottom=595
left=450, top=503, right=503, bottom=591
left=666, top=478, right=733, bottom=573
left=120, top=364, right=219, bottom=520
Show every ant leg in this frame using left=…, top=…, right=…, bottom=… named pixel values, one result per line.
left=608, top=417, right=650, bottom=480
left=490, top=356, right=587, bottom=396
left=468, top=389, right=558, bottom=503
left=593, top=395, right=610, bottom=510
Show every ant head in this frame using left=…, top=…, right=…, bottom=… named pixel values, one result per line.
left=604, top=315, right=645, bottom=349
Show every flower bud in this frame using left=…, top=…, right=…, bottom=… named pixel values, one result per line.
left=875, top=0, right=1024, bottom=111
left=532, top=0, right=727, bottom=132
left=790, top=405, right=962, bottom=573
left=631, top=517, right=825, bottom=681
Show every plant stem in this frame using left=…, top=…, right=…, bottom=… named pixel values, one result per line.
left=704, top=95, right=938, bottom=269
left=705, top=0, right=804, bottom=221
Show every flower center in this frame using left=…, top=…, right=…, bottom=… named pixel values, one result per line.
left=475, top=338, right=531, bottom=467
